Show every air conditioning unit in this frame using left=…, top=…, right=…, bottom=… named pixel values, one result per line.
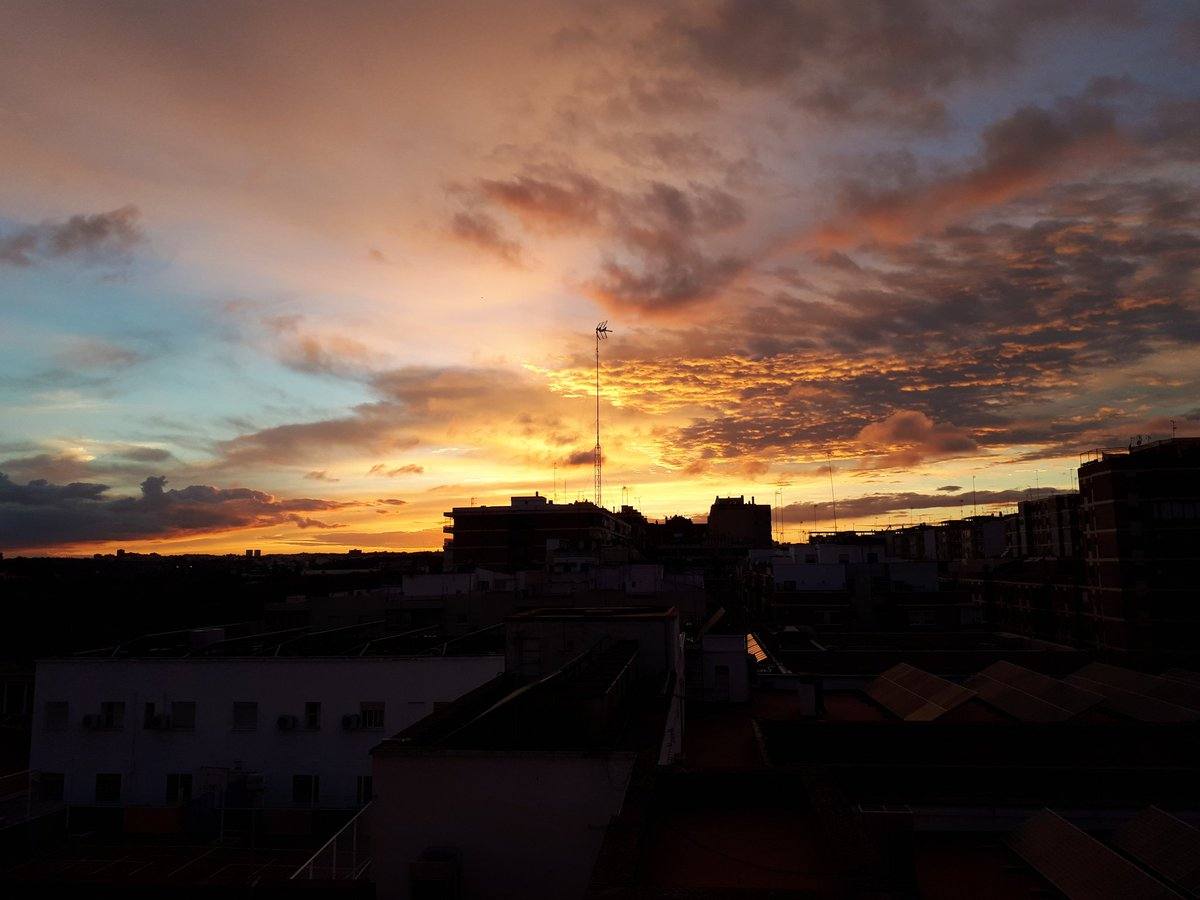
left=277, top=714, right=298, bottom=731
left=244, top=773, right=266, bottom=792
left=341, top=713, right=362, bottom=731
left=82, top=714, right=101, bottom=729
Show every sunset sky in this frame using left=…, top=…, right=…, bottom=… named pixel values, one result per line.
left=2, top=0, right=1199, bottom=555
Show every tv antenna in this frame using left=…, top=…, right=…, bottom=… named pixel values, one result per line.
left=593, top=321, right=611, bottom=507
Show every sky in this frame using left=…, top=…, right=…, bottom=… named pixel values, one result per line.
left=1, top=0, right=1199, bottom=555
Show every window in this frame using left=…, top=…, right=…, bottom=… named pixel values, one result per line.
left=360, top=701, right=384, bottom=730
left=44, top=701, right=68, bottom=731
left=170, top=701, right=196, bottom=730
left=144, top=702, right=157, bottom=728
left=304, top=701, right=321, bottom=731
left=292, top=774, right=320, bottom=806
left=100, top=701, right=125, bottom=730
left=232, top=701, right=258, bottom=731
left=356, top=775, right=373, bottom=805
left=166, top=773, right=193, bottom=804
left=95, top=773, right=122, bottom=803
left=36, top=772, right=64, bottom=803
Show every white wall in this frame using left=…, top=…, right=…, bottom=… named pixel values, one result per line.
left=31, top=655, right=504, bottom=808
left=371, top=752, right=637, bottom=900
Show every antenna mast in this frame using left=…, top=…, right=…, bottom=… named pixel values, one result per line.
left=594, top=321, right=611, bottom=507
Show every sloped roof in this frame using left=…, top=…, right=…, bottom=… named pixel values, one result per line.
left=1008, top=810, right=1181, bottom=899
left=1111, top=807, right=1200, bottom=897
left=966, top=660, right=1104, bottom=723
left=1164, top=668, right=1200, bottom=689
left=1066, top=663, right=1200, bottom=723
left=866, top=662, right=976, bottom=721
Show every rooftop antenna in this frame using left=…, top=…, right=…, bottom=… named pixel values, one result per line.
left=593, top=321, right=611, bottom=507
left=773, top=478, right=792, bottom=543
left=828, top=457, right=839, bottom=532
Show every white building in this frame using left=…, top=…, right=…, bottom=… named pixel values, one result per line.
left=31, top=653, right=504, bottom=810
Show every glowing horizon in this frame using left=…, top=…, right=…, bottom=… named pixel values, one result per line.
left=2, top=1, right=1198, bottom=556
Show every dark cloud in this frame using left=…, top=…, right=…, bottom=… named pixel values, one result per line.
left=814, top=95, right=1124, bottom=246
left=654, top=0, right=1138, bottom=131
left=781, top=487, right=1066, bottom=524
left=0, top=206, right=143, bottom=267
left=564, top=447, right=594, bottom=466
left=449, top=210, right=523, bottom=265
left=937, top=485, right=962, bottom=493
left=457, top=167, right=748, bottom=314
left=304, top=470, right=339, bottom=482
left=0, top=473, right=350, bottom=549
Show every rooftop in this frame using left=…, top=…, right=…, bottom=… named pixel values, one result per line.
left=374, top=636, right=667, bottom=754
left=1007, top=810, right=1181, bottom=899
left=61, top=620, right=504, bottom=659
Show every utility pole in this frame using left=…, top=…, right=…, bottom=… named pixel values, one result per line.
left=593, top=321, right=611, bottom=508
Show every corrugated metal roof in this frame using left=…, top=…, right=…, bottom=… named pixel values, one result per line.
left=1111, top=807, right=1200, bottom=897
left=865, top=662, right=975, bottom=721
left=1066, top=663, right=1200, bottom=723
left=1008, top=810, right=1182, bottom=899
left=966, top=660, right=1104, bottom=722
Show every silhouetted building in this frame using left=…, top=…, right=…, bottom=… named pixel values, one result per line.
left=706, top=495, right=771, bottom=547
left=443, top=494, right=631, bottom=572
left=1015, top=492, right=1082, bottom=558
left=1079, top=438, right=1200, bottom=650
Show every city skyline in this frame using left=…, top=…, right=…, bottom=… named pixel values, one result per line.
left=3, top=0, right=1200, bottom=555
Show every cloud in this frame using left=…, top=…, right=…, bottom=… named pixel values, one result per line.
left=780, top=486, right=1065, bottom=524
left=304, top=470, right=339, bottom=482
left=0, top=473, right=351, bottom=549
left=261, top=315, right=381, bottom=378
left=564, top=447, right=595, bottom=466
left=654, top=0, right=1137, bottom=131
left=812, top=96, right=1125, bottom=247
left=0, top=206, right=143, bottom=267
left=449, top=210, right=523, bottom=264
left=457, top=167, right=748, bottom=314
left=855, top=410, right=978, bottom=468
left=367, top=463, right=424, bottom=477
left=937, top=484, right=962, bottom=492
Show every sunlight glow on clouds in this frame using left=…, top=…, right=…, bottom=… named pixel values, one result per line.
left=1, top=0, right=1199, bottom=553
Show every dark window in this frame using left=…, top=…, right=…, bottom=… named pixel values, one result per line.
left=144, top=702, right=157, bottom=728
left=37, top=772, right=64, bottom=803
left=360, top=701, right=384, bottom=730
left=44, top=701, right=68, bottom=731
left=100, top=701, right=125, bottom=730
left=305, top=701, right=321, bottom=730
left=166, top=773, right=193, bottom=804
left=356, top=775, right=373, bottom=805
left=171, top=701, right=196, bottom=730
left=292, top=774, right=320, bottom=806
left=95, top=773, right=121, bottom=803
left=232, top=702, right=258, bottom=731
